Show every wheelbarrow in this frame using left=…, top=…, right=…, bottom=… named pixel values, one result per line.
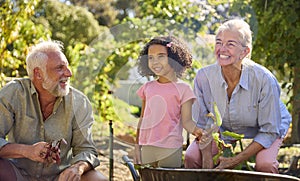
left=122, top=155, right=300, bottom=181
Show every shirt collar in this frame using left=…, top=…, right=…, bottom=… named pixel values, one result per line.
left=29, top=80, right=64, bottom=103
left=217, top=61, right=249, bottom=91
left=240, top=60, right=249, bottom=90
left=30, top=81, right=37, bottom=95
left=215, top=63, right=227, bottom=88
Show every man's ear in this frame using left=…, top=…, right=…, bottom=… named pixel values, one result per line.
left=33, top=67, right=43, bottom=80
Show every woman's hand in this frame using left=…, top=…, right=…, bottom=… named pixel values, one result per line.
left=216, top=141, right=264, bottom=170
left=215, top=156, right=240, bottom=169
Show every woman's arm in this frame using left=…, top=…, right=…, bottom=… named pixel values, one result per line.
left=216, top=141, right=263, bottom=169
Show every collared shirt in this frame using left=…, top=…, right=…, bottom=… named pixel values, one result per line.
left=0, top=78, right=100, bottom=180
left=193, top=59, right=291, bottom=148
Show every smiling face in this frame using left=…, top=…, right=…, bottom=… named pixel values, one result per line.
left=214, top=30, right=249, bottom=68
left=42, top=51, right=72, bottom=96
left=148, top=44, right=175, bottom=82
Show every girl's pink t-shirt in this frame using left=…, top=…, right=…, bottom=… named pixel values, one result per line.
left=137, top=80, right=196, bottom=148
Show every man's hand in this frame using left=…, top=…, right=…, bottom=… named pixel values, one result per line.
left=58, top=165, right=83, bottom=181
left=0, top=142, right=52, bottom=163
left=58, top=161, right=90, bottom=181
left=27, top=142, right=50, bottom=163
left=0, top=139, right=66, bottom=165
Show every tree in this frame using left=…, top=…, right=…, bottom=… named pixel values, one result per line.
left=108, top=0, right=220, bottom=81
left=35, top=0, right=122, bottom=123
left=35, top=0, right=103, bottom=52
left=0, top=0, right=51, bottom=87
left=66, top=0, right=118, bottom=27
left=205, top=0, right=299, bottom=143
left=251, top=0, right=300, bottom=143
left=114, top=0, right=137, bottom=22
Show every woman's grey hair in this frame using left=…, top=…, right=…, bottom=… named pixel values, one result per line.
left=26, top=40, right=64, bottom=79
left=216, top=19, right=252, bottom=58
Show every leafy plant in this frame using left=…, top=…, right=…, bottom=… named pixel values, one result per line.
left=208, top=102, right=253, bottom=170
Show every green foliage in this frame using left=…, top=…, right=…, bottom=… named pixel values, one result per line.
left=136, top=0, right=210, bottom=33
left=67, top=0, right=119, bottom=27
left=3, top=0, right=297, bottom=142
left=251, top=0, right=300, bottom=143
left=251, top=0, right=300, bottom=79
left=0, top=0, right=50, bottom=87
left=212, top=132, right=232, bottom=164
left=213, top=102, right=222, bottom=126
left=222, top=131, right=244, bottom=140
left=34, top=0, right=122, bottom=125
left=208, top=106, right=252, bottom=170
left=35, top=0, right=102, bottom=53
left=69, top=27, right=119, bottom=122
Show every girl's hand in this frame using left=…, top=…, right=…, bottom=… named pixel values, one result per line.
left=193, top=127, right=203, bottom=139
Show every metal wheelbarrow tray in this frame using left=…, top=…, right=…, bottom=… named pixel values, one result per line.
left=122, top=155, right=300, bottom=181
left=139, top=167, right=299, bottom=181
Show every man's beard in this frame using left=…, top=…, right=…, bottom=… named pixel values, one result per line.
left=42, top=74, right=70, bottom=97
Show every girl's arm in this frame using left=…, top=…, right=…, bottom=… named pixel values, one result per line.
left=134, top=100, right=146, bottom=164
left=181, top=99, right=203, bottom=138
left=136, top=100, right=146, bottom=145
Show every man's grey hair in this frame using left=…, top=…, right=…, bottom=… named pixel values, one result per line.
left=26, top=40, right=64, bottom=79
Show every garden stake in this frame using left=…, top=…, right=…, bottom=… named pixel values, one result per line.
left=109, top=120, right=114, bottom=181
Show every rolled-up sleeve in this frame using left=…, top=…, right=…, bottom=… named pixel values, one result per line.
left=254, top=74, right=281, bottom=148
left=0, top=82, right=18, bottom=149
left=193, top=70, right=212, bottom=129
left=279, top=100, right=292, bottom=138
left=0, top=104, right=12, bottom=148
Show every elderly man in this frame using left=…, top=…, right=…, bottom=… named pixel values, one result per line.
left=0, top=40, right=107, bottom=181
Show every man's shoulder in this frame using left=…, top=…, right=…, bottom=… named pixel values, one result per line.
left=68, top=86, right=91, bottom=102
left=1, top=78, right=31, bottom=92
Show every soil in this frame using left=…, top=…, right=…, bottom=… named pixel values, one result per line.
left=94, top=134, right=300, bottom=181
left=95, top=135, right=135, bottom=181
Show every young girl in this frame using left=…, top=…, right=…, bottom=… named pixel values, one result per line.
left=135, top=36, right=202, bottom=168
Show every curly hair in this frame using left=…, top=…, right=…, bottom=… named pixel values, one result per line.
left=137, top=36, right=193, bottom=78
